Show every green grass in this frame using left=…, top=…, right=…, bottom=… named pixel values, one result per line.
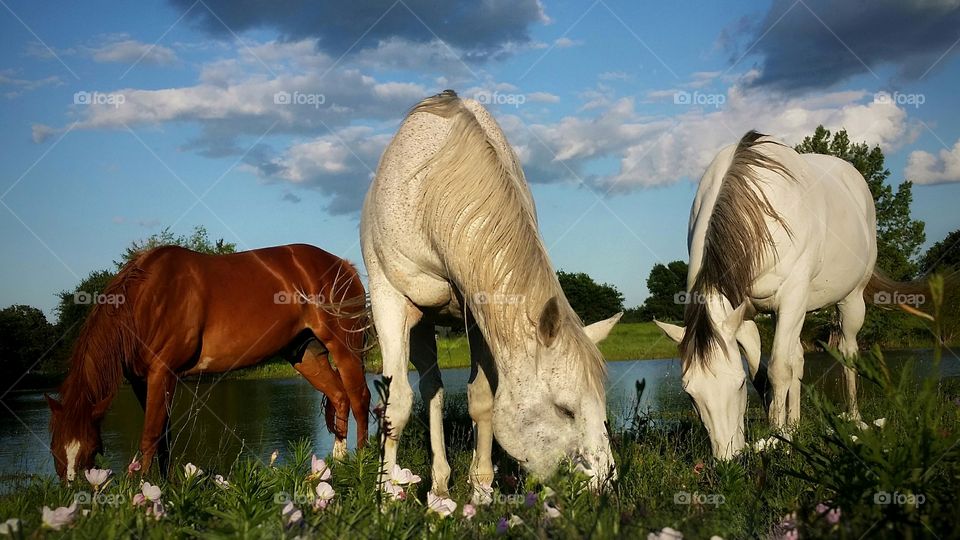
left=226, top=322, right=678, bottom=379
left=5, top=344, right=959, bottom=539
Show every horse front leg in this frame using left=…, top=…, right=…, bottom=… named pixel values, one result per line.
left=466, top=322, right=495, bottom=504
left=411, top=320, right=450, bottom=496
left=368, top=275, right=420, bottom=487
left=140, top=367, right=176, bottom=476
left=767, top=298, right=806, bottom=434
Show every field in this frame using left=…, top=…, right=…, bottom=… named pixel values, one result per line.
left=2, top=345, right=958, bottom=538
left=226, top=322, right=680, bottom=380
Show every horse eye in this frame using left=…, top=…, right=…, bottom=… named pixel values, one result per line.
left=555, top=404, right=576, bottom=420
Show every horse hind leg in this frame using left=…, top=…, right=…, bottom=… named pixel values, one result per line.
left=290, top=340, right=351, bottom=459
left=837, top=293, right=866, bottom=422
left=323, top=332, right=371, bottom=451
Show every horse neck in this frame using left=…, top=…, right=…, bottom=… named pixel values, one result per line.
left=60, top=308, right=127, bottom=413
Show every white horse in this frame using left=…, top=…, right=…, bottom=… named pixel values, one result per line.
left=655, top=130, right=919, bottom=459
left=361, top=90, right=621, bottom=496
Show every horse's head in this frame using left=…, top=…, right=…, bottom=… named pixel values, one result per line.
left=655, top=295, right=748, bottom=460
left=47, top=394, right=109, bottom=482
left=491, top=297, right=621, bottom=488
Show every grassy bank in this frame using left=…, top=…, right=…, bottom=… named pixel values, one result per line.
left=2, top=346, right=958, bottom=538
left=227, top=322, right=679, bottom=380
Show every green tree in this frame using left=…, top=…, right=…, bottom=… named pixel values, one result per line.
left=637, top=261, right=688, bottom=322
left=116, top=225, right=236, bottom=267
left=556, top=270, right=624, bottom=324
left=0, top=305, right=57, bottom=381
left=918, top=229, right=960, bottom=275
left=796, top=126, right=928, bottom=348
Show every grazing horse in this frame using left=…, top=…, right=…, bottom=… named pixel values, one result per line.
left=655, top=131, right=925, bottom=459
left=361, top=90, right=621, bottom=498
left=47, top=244, right=370, bottom=482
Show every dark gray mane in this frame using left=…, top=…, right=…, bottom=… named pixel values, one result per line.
left=680, top=130, right=795, bottom=368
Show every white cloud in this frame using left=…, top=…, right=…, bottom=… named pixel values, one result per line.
left=906, top=140, right=960, bottom=184
left=554, top=37, right=583, bottom=48
left=500, top=84, right=914, bottom=190
left=90, top=39, right=177, bottom=65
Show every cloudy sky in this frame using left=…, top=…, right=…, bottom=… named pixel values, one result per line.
left=2, top=0, right=960, bottom=316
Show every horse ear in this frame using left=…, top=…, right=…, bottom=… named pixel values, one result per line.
left=91, top=397, right=111, bottom=421
left=584, top=312, right=623, bottom=344
left=537, top=296, right=562, bottom=347
left=45, top=394, right=62, bottom=413
left=723, top=302, right=748, bottom=334
left=654, top=320, right=685, bottom=344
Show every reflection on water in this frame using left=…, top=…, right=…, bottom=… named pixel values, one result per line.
left=1, top=349, right=955, bottom=478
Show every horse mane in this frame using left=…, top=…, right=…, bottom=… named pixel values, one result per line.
left=57, top=253, right=147, bottom=420
left=409, top=90, right=606, bottom=394
left=681, top=130, right=795, bottom=368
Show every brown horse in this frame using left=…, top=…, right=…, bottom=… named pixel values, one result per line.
left=46, top=244, right=370, bottom=482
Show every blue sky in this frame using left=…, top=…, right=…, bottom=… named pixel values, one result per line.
left=2, top=0, right=960, bottom=318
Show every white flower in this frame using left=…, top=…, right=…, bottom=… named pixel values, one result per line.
left=314, top=482, right=335, bottom=510
left=543, top=501, right=561, bottom=519
left=0, top=518, right=20, bottom=535
left=472, top=482, right=493, bottom=505
left=462, top=503, right=476, bottom=520
left=873, top=417, right=887, bottom=428
left=214, top=474, right=230, bottom=489
left=426, top=492, right=457, bottom=517
left=146, top=500, right=165, bottom=520
left=184, top=463, right=203, bottom=479
left=281, top=501, right=302, bottom=525
left=508, top=514, right=524, bottom=528
left=141, top=482, right=162, bottom=502
left=648, top=527, right=684, bottom=540
left=753, top=437, right=780, bottom=452
left=383, top=481, right=405, bottom=501
left=269, top=450, right=279, bottom=467
left=389, top=464, right=421, bottom=485
left=84, top=468, right=112, bottom=490
left=310, top=455, right=331, bottom=481
left=41, top=502, right=78, bottom=530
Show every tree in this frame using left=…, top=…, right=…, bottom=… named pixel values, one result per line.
left=0, top=305, right=57, bottom=381
left=918, top=229, right=960, bottom=275
left=116, top=225, right=236, bottom=267
left=52, top=225, right=237, bottom=374
left=556, top=270, right=624, bottom=324
left=796, top=126, right=928, bottom=348
left=795, top=126, right=926, bottom=279
left=637, top=261, right=688, bottom=322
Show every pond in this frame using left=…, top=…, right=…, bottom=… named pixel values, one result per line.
left=1, top=350, right=956, bottom=479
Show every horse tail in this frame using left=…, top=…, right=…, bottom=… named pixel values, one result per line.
left=864, top=269, right=932, bottom=318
